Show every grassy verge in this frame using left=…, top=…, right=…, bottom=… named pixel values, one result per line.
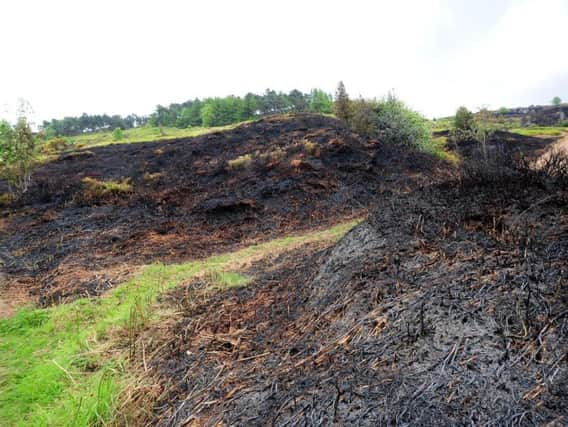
left=0, top=220, right=359, bottom=426
left=509, top=126, right=567, bottom=137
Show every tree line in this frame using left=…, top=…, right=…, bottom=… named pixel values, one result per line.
left=41, top=88, right=333, bottom=137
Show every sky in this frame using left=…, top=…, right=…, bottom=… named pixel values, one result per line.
left=0, top=0, right=567, bottom=124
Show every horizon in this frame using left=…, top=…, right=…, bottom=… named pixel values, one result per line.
left=1, top=0, right=567, bottom=124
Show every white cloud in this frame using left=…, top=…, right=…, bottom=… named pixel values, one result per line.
left=0, top=0, right=566, bottom=122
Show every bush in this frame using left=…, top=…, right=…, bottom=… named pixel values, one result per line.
left=0, top=117, right=37, bottom=195
left=112, top=128, right=124, bottom=141
left=347, top=95, right=431, bottom=149
left=349, top=99, right=376, bottom=136
left=373, top=95, right=431, bottom=148
left=42, top=137, right=69, bottom=154
left=454, top=106, right=474, bottom=130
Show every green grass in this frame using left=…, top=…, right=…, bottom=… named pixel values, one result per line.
left=0, top=219, right=358, bottom=426
left=59, top=123, right=249, bottom=150
left=421, top=136, right=459, bottom=165
left=509, top=126, right=567, bottom=137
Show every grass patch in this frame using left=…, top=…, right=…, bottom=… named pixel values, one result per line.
left=0, top=219, right=359, bottom=426
left=65, top=122, right=250, bottom=150
left=81, top=177, right=132, bottom=202
left=509, top=127, right=567, bottom=137
left=421, top=136, right=459, bottom=165
left=227, top=153, right=253, bottom=170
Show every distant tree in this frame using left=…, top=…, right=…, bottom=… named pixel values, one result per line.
left=288, top=89, right=308, bottom=112
left=0, top=112, right=37, bottom=195
left=242, top=93, right=258, bottom=120
left=334, top=81, right=350, bottom=123
left=308, top=89, right=333, bottom=114
left=112, top=127, right=123, bottom=141
left=552, top=96, right=562, bottom=106
left=454, top=106, right=475, bottom=131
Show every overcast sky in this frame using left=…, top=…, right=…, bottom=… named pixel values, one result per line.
left=1, top=0, right=567, bottom=123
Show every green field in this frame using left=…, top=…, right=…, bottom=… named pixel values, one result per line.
left=509, top=126, right=567, bottom=137
left=64, top=123, right=247, bottom=149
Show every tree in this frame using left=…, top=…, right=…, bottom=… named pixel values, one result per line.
left=333, top=81, right=350, bottom=122
left=454, top=106, right=475, bottom=131
left=552, top=96, right=562, bottom=106
left=308, top=89, right=333, bottom=114
left=0, top=114, right=37, bottom=195
left=112, top=127, right=124, bottom=141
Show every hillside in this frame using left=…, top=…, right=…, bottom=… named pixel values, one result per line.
left=125, top=142, right=568, bottom=426
left=0, top=114, right=445, bottom=307
left=1, top=113, right=566, bottom=426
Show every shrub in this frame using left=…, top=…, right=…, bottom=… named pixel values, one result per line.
left=349, top=99, right=376, bottom=136
left=81, top=177, right=132, bottom=202
left=41, top=137, right=68, bottom=154
left=373, top=94, right=431, bottom=148
left=112, top=128, right=124, bottom=141
left=0, top=117, right=37, bottom=195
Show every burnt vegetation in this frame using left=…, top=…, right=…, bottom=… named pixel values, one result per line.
left=1, top=103, right=567, bottom=425
left=123, top=148, right=568, bottom=426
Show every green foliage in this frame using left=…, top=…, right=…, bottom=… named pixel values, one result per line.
left=42, top=88, right=331, bottom=138
left=334, top=81, right=350, bottom=123
left=112, top=127, right=124, bottom=141
left=454, top=106, right=475, bottom=130
left=42, top=113, right=146, bottom=137
left=374, top=94, right=432, bottom=148
left=0, top=117, right=37, bottom=195
left=308, top=89, right=333, bottom=114
left=347, top=95, right=431, bottom=149
left=552, top=96, right=562, bottom=106
left=41, top=137, right=69, bottom=154
left=510, top=126, right=566, bottom=136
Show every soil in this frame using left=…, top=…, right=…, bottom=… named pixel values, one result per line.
left=0, top=114, right=447, bottom=306
left=131, top=169, right=568, bottom=426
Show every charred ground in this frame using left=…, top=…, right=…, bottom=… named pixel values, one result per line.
left=0, top=114, right=445, bottom=305
left=131, top=160, right=568, bottom=426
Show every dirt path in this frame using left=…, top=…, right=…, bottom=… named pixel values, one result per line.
left=0, top=298, right=13, bottom=318
left=0, top=273, right=22, bottom=318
